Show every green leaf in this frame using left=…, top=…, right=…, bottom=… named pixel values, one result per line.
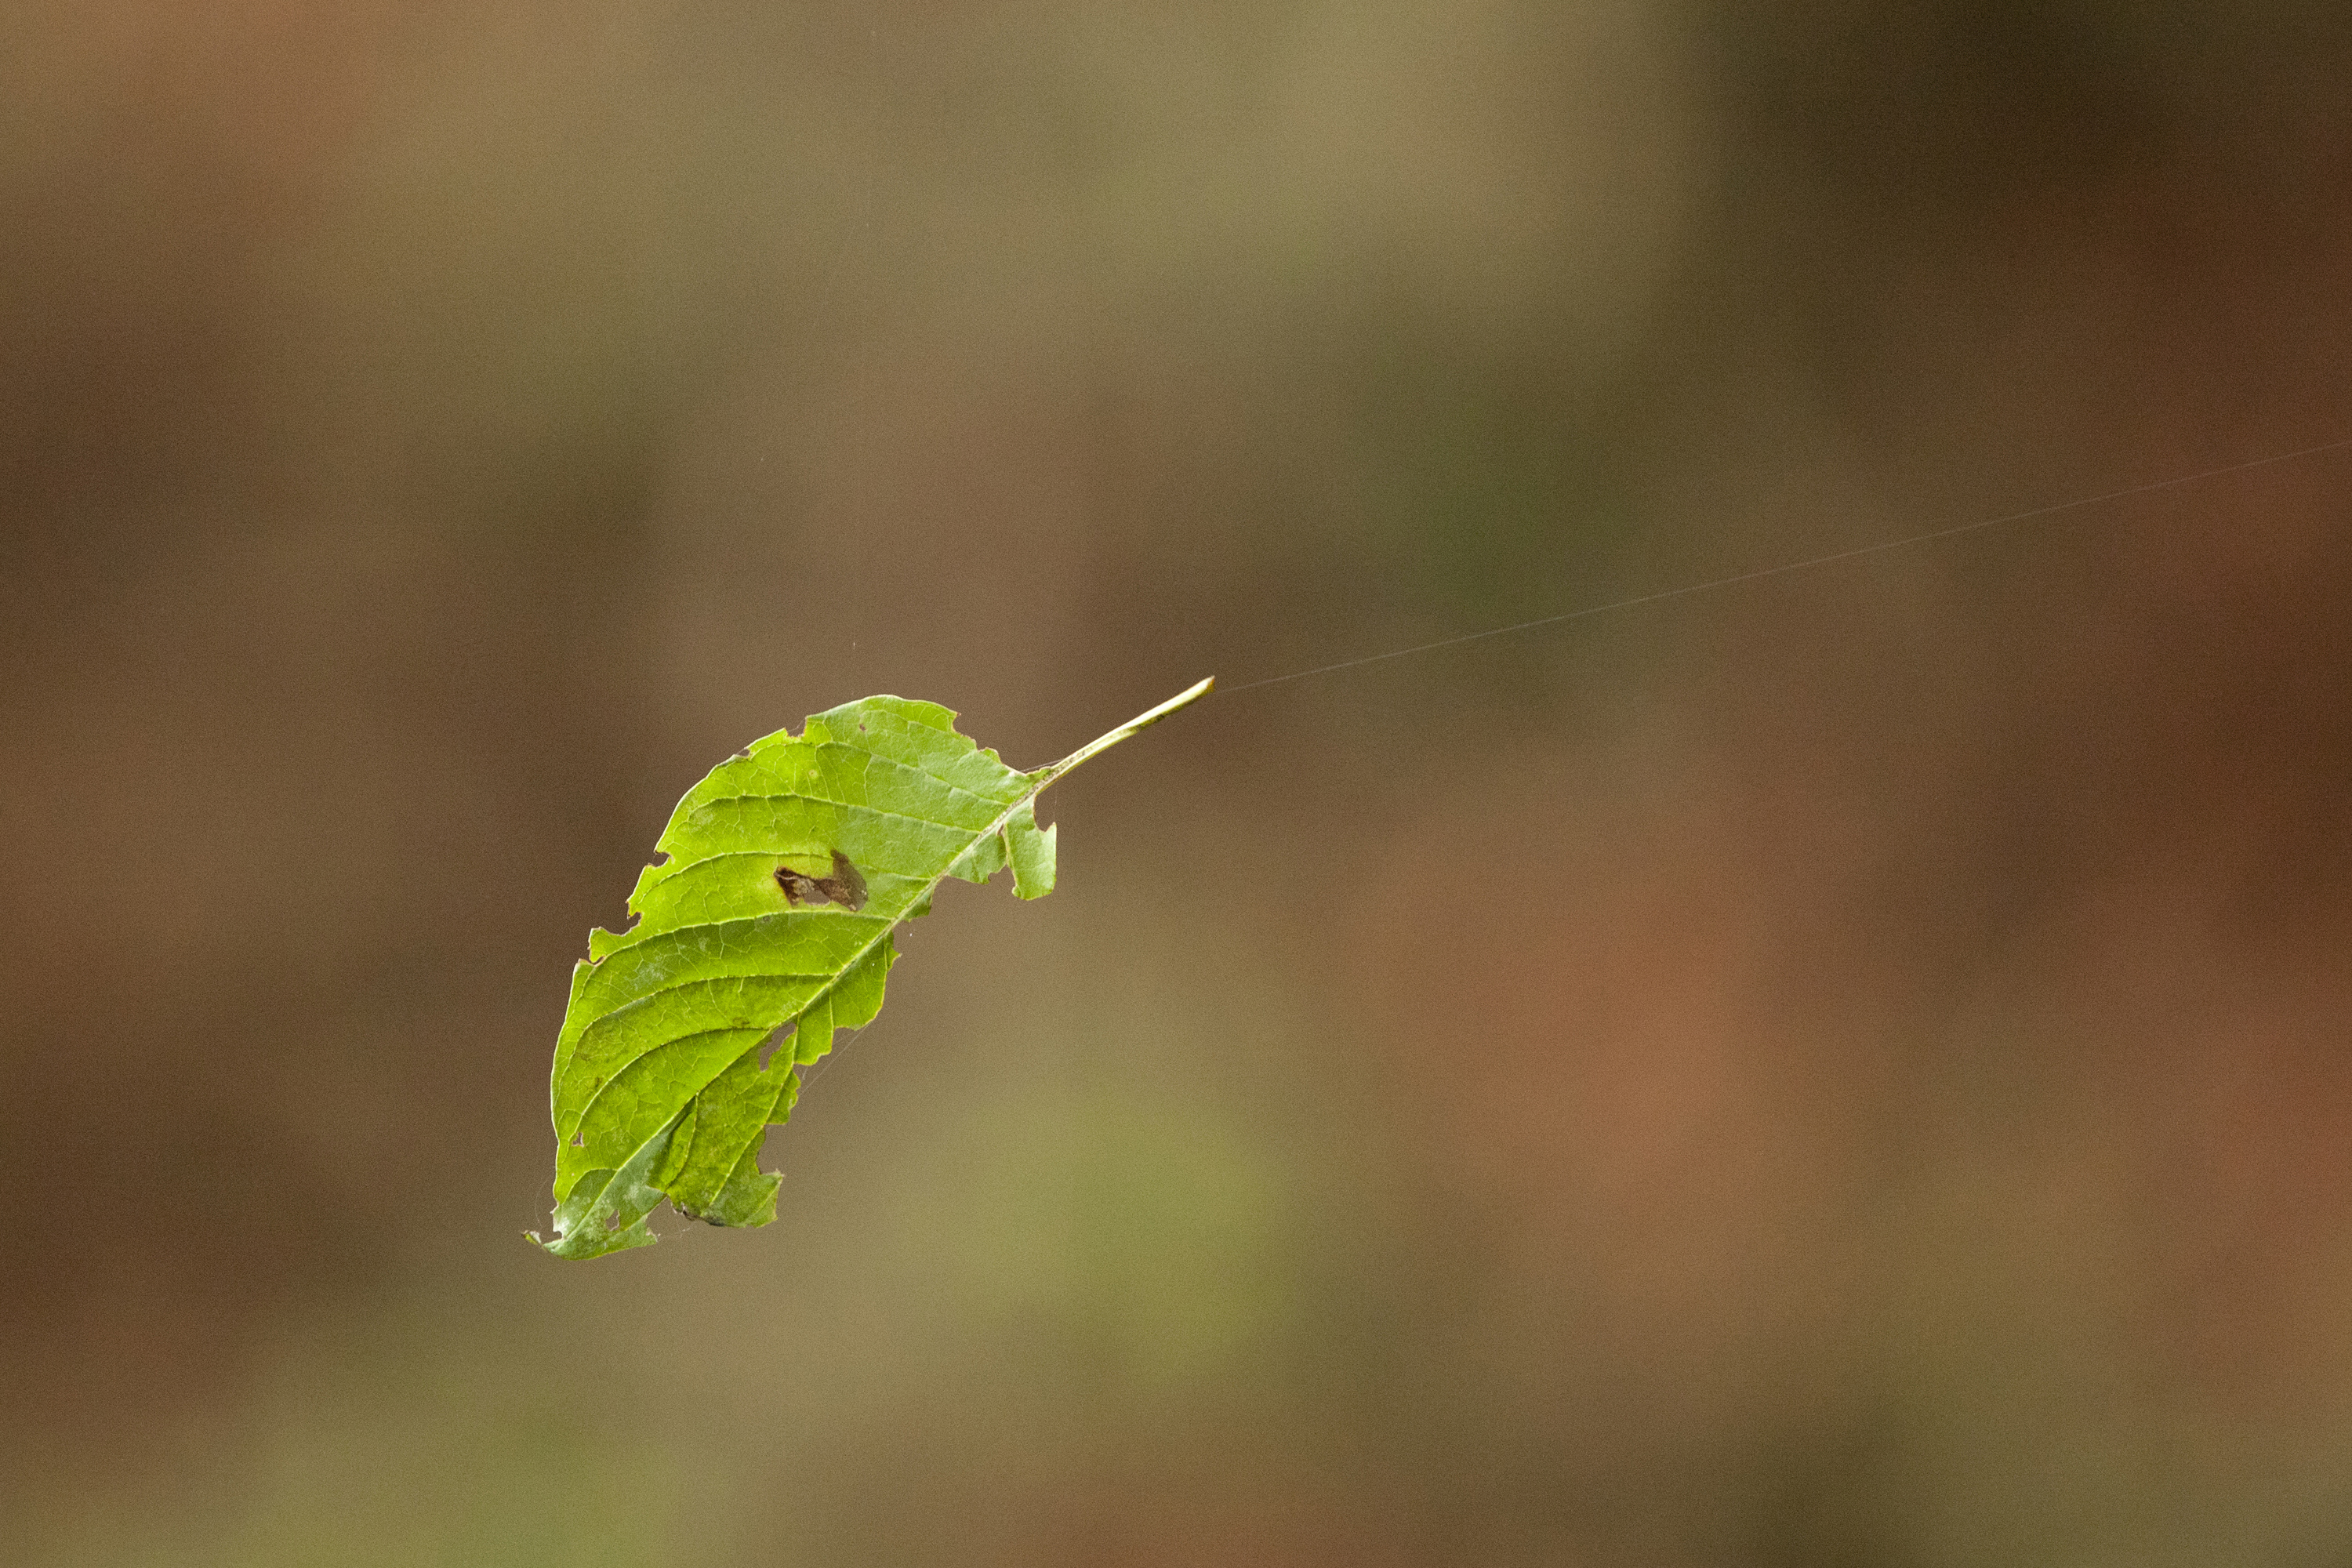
left=531, top=678, right=1213, bottom=1259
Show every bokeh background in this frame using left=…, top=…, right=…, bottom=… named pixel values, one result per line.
left=6, top=3, right=2352, bottom=1563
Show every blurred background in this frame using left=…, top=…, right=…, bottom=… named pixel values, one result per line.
left=5, top=2, right=2352, bottom=1563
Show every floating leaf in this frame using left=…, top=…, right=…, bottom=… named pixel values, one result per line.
left=532, top=678, right=1213, bottom=1258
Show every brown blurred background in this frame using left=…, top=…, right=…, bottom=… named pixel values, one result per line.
left=5, top=2, right=2352, bottom=1563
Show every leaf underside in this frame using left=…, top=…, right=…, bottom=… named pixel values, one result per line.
left=533, top=681, right=1210, bottom=1260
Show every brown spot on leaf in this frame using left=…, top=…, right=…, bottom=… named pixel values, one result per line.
left=776, top=850, right=868, bottom=911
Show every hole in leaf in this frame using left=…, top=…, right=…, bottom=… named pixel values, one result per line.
left=605, top=1210, right=625, bottom=1232
left=570, top=1131, right=585, bottom=1147
left=776, top=850, right=868, bottom=911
